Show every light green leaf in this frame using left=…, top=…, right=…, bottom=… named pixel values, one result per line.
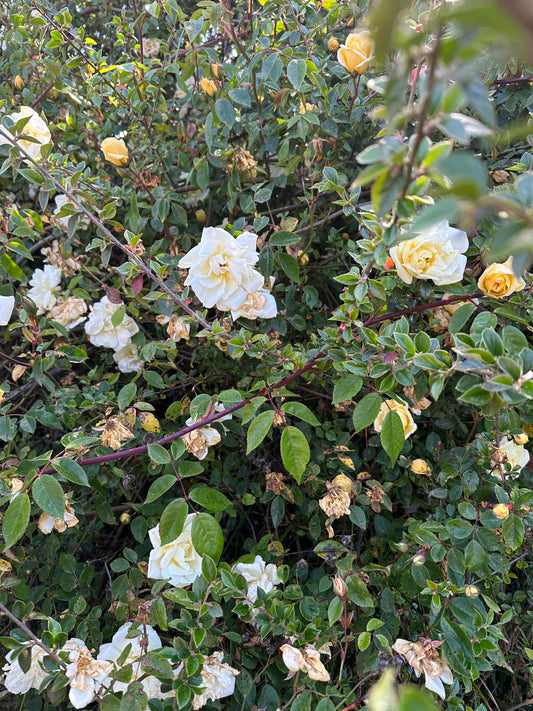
left=147, top=444, right=171, bottom=465
left=278, top=253, right=300, bottom=282
left=159, top=498, right=188, bottom=545
left=281, top=402, right=320, bottom=426
left=352, top=393, right=382, bottom=433
left=333, top=374, right=363, bottom=404
left=379, top=410, right=405, bottom=464
left=346, top=574, right=374, bottom=608
left=215, top=98, right=236, bottom=128
left=502, top=514, right=525, bottom=550
left=145, top=474, right=176, bottom=504
left=188, top=487, right=232, bottom=513
left=32, top=475, right=65, bottom=519
left=280, top=426, right=310, bottom=484
left=246, top=410, right=275, bottom=454
left=191, top=513, right=224, bottom=562
left=52, top=457, right=89, bottom=487
left=287, top=58, right=307, bottom=91
left=3, top=493, right=30, bottom=549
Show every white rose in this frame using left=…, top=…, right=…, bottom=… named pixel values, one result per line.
left=113, top=342, right=142, bottom=373
left=183, top=402, right=232, bottom=460
left=27, top=265, right=62, bottom=314
left=0, top=295, right=15, bottom=325
left=490, top=435, right=530, bottom=478
left=179, top=227, right=264, bottom=310
left=232, top=555, right=280, bottom=604
left=231, top=283, right=277, bottom=321
left=280, top=644, right=305, bottom=676
left=84, top=296, right=139, bottom=350
left=63, top=638, right=112, bottom=709
left=142, top=38, right=161, bottom=57
left=390, top=221, right=468, bottom=286
left=192, top=651, right=239, bottom=710
left=3, top=643, right=49, bottom=694
left=0, top=106, right=51, bottom=162
left=148, top=514, right=203, bottom=587
left=48, top=297, right=87, bottom=330
left=97, top=622, right=166, bottom=699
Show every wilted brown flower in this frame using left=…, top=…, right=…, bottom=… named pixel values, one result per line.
left=280, top=644, right=330, bottom=682
left=48, top=297, right=87, bottom=330
left=100, top=417, right=134, bottom=450
left=403, top=386, right=431, bottom=415
left=38, top=501, right=79, bottom=534
left=367, top=485, right=385, bottom=513
left=41, top=240, right=80, bottom=277
left=392, top=638, right=453, bottom=700
left=265, top=471, right=286, bottom=495
left=272, top=410, right=286, bottom=428
left=319, top=481, right=351, bottom=518
left=231, top=147, right=257, bottom=174
left=156, top=314, right=190, bottom=341
left=183, top=426, right=220, bottom=460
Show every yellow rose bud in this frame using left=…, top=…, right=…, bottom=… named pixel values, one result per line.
left=14, top=75, right=24, bottom=90
left=333, top=576, right=348, bottom=600
left=201, top=77, right=217, bottom=97
left=514, top=432, right=528, bottom=445
left=493, top=503, right=510, bottom=520
left=411, top=459, right=430, bottom=475
left=211, top=63, right=220, bottom=78
left=465, top=585, right=479, bottom=598
left=477, top=257, right=526, bottom=298
left=120, top=512, right=131, bottom=524
left=332, top=474, right=353, bottom=494
left=195, top=209, right=207, bottom=223
left=412, top=552, right=426, bottom=566
left=337, top=30, right=375, bottom=75
left=101, top=137, right=129, bottom=166
left=328, top=37, right=339, bottom=52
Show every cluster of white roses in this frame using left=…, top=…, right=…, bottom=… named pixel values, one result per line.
left=179, top=226, right=277, bottom=320
left=84, top=295, right=141, bottom=373
left=2, top=622, right=238, bottom=709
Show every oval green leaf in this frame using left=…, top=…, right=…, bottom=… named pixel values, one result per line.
left=280, top=426, right=310, bottom=484
left=191, top=512, right=224, bottom=562
left=3, top=493, right=30, bottom=549
left=32, top=475, right=65, bottom=518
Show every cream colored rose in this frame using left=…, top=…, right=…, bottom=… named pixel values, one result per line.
left=390, top=221, right=468, bottom=286
left=142, top=38, right=161, bottom=58
left=63, top=638, right=112, bottom=709
left=3, top=643, right=49, bottom=694
left=337, top=30, right=375, bottom=74
left=179, top=227, right=264, bottom=311
left=392, top=638, right=453, bottom=700
left=84, top=296, right=139, bottom=350
left=489, top=435, right=530, bottom=478
left=156, top=313, right=190, bottom=341
left=374, top=399, right=417, bottom=439
left=232, top=555, right=280, bottom=604
left=0, top=295, right=15, bottom=325
left=192, top=652, right=239, bottom=710
left=38, top=501, right=79, bottom=534
left=147, top=514, right=203, bottom=587
left=280, top=644, right=330, bottom=682
left=477, top=257, right=525, bottom=298
left=113, top=342, right=142, bottom=373
left=0, top=106, right=51, bottom=161
left=97, top=622, right=165, bottom=699
left=48, top=297, right=87, bottom=330
left=27, top=265, right=62, bottom=314
left=101, top=137, right=129, bottom=166
left=230, top=283, right=277, bottom=321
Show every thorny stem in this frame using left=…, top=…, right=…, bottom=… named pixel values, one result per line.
left=0, top=601, right=66, bottom=668
left=0, top=129, right=213, bottom=331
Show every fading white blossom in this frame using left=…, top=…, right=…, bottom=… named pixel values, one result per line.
left=0, top=106, right=51, bottom=162
left=192, top=652, right=239, bottom=710
left=113, top=342, right=142, bottom=373
left=3, top=643, right=49, bottom=694
left=232, top=555, right=280, bottom=605
left=148, top=515, right=203, bottom=588
left=27, top=265, right=62, bottom=314
left=392, top=638, right=454, bottom=700
left=84, top=296, right=139, bottom=351
left=38, top=501, right=79, bottom=534
left=63, top=638, right=112, bottom=709
left=48, top=297, right=87, bottom=330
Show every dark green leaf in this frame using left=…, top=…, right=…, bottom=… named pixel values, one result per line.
left=32, top=475, right=65, bottom=519
left=333, top=374, right=363, bottom=404
left=280, top=426, right=310, bottom=484
left=352, top=393, right=382, bottom=432
left=145, top=474, right=176, bottom=504
left=159, top=498, right=188, bottom=545
left=246, top=410, right=275, bottom=454
left=3, top=493, right=30, bottom=549
left=379, top=410, right=405, bottom=464
left=189, top=487, right=232, bottom=513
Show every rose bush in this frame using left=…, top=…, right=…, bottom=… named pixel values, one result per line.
left=0, top=0, right=531, bottom=710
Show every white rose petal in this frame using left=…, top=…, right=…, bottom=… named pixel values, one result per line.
left=232, top=555, right=280, bottom=604
left=3, top=644, right=49, bottom=694
left=148, top=514, right=203, bottom=587
left=0, top=295, right=15, bottom=325
left=0, top=106, right=51, bottom=162
left=179, top=227, right=264, bottom=311
left=230, top=283, right=277, bottom=321
left=113, top=342, right=142, bottom=373
left=84, top=296, right=139, bottom=351
left=63, top=638, right=112, bottom=709
left=390, top=220, right=468, bottom=286
left=192, top=651, right=239, bottom=710
left=27, top=265, right=62, bottom=315
left=489, top=435, right=530, bottom=478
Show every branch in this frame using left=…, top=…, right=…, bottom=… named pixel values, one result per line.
left=362, top=291, right=484, bottom=327
left=492, top=75, right=533, bottom=85
left=0, top=601, right=66, bottom=668
left=0, top=129, right=213, bottom=331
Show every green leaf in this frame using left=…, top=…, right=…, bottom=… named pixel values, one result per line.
left=215, top=98, right=236, bottom=129
left=52, top=457, right=89, bottom=487
left=281, top=402, right=320, bottom=426
left=120, top=682, right=147, bottom=711
left=1, top=253, right=23, bottom=281
left=159, top=498, right=188, bottom=545
left=189, top=487, right=232, bottom=513
left=346, top=574, right=374, bottom=608
left=464, top=539, right=488, bottom=572
left=3, top=493, right=30, bottom=549
left=287, top=58, right=307, bottom=91
left=280, top=426, right=310, bottom=484
left=269, top=231, right=301, bottom=246
left=147, top=444, right=171, bottom=465
left=380, top=410, right=405, bottom=464
left=449, top=303, right=476, bottom=335
left=32, top=475, right=65, bottom=519
left=145, top=474, right=176, bottom=504
left=117, top=383, right=137, bottom=410
left=333, top=374, right=363, bottom=404
left=502, top=514, right=524, bottom=550
left=328, top=596, right=343, bottom=626
left=278, top=253, right=300, bottom=282
left=352, top=393, right=382, bottom=433
left=358, top=631, right=371, bottom=651
left=191, top=512, right=224, bottom=562
left=246, top=410, right=275, bottom=454
left=140, top=651, right=174, bottom=679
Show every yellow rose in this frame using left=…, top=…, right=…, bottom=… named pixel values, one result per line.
left=201, top=77, right=218, bottom=97
left=492, top=503, right=510, bottom=520
left=514, top=433, right=528, bottom=445
left=101, top=137, right=129, bottom=166
left=374, top=399, right=417, bottom=439
left=477, top=257, right=526, bottom=298
left=328, top=37, right=339, bottom=52
left=411, top=459, right=430, bottom=475
left=337, top=30, right=375, bottom=75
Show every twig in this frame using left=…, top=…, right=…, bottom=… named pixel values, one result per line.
left=0, top=601, right=66, bottom=668
left=504, top=699, right=533, bottom=711
left=31, top=80, right=55, bottom=109
left=0, top=129, right=213, bottom=332
left=492, top=76, right=533, bottom=85
left=362, top=291, right=484, bottom=327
